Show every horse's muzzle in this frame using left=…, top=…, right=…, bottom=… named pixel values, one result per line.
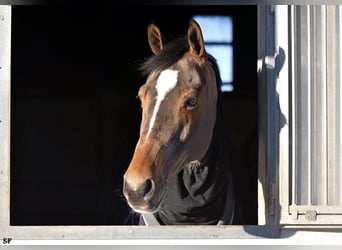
left=123, top=177, right=161, bottom=213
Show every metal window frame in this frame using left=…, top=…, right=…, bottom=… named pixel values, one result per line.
left=0, top=5, right=286, bottom=242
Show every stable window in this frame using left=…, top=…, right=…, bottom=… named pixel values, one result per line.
left=1, top=4, right=270, bottom=242
left=193, top=15, right=234, bottom=92
left=3, top=4, right=342, bottom=244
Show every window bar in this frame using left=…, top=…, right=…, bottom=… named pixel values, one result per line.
left=327, top=5, right=336, bottom=206
left=290, top=5, right=297, bottom=208
left=339, top=6, right=342, bottom=206
left=326, top=5, right=342, bottom=206
left=310, top=5, right=327, bottom=206
left=334, top=5, right=342, bottom=206
left=306, top=5, right=312, bottom=207
left=294, top=5, right=312, bottom=206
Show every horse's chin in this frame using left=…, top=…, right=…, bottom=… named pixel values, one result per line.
left=132, top=203, right=161, bottom=214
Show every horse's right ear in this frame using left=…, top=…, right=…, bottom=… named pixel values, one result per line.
left=148, top=24, right=165, bottom=55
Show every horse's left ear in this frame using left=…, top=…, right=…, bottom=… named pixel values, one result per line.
left=148, top=23, right=165, bottom=55
left=187, top=19, right=208, bottom=65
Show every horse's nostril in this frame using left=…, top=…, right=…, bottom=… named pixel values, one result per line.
left=123, top=177, right=155, bottom=202
left=143, top=178, right=154, bottom=198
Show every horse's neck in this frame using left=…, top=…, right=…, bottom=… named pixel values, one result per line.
left=155, top=114, right=234, bottom=225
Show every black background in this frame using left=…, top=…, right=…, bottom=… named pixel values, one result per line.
left=10, top=4, right=258, bottom=225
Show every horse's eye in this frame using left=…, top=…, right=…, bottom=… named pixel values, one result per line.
left=184, top=97, right=198, bottom=108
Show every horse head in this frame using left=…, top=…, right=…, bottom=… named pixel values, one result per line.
left=123, top=19, right=219, bottom=214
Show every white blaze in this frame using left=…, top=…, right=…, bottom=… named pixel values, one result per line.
left=147, top=69, right=178, bottom=136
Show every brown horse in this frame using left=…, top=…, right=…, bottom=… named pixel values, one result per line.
left=123, top=19, right=235, bottom=225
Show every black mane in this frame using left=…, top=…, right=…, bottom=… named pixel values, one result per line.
left=207, top=53, right=223, bottom=97
left=139, top=36, right=189, bottom=75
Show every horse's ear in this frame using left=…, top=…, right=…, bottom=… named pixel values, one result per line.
left=187, top=19, right=207, bottom=65
left=148, top=23, right=165, bottom=55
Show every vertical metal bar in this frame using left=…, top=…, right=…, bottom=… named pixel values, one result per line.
left=306, top=5, right=312, bottom=206
left=322, top=5, right=328, bottom=206
left=311, top=5, right=327, bottom=206
left=326, top=5, right=342, bottom=206
left=257, top=6, right=281, bottom=231
left=339, top=5, right=342, bottom=205
left=0, top=5, right=11, bottom=233
left=290, top=5, right=296, bottom=208
left=257, top=5, right=277, bottom=226
left=327, top=5, right=337, bottom=206
left=276, top=4, right=290, bottom=225
left=295, top=5, right=311, bottom=206
left=332, top=5, right=342, bottom=206
left=335, top=4, right=341, bottom=206
left=257, top=5, right=267, bottom=225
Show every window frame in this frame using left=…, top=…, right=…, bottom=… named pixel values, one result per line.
left=3, top=4, right=342, bottom=244
left=193, top=15, right=234, bottom=92
left=0, top=5, right=279, bottom=241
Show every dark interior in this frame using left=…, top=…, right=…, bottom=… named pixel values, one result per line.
left=10, top=4, right=258, bottom=225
